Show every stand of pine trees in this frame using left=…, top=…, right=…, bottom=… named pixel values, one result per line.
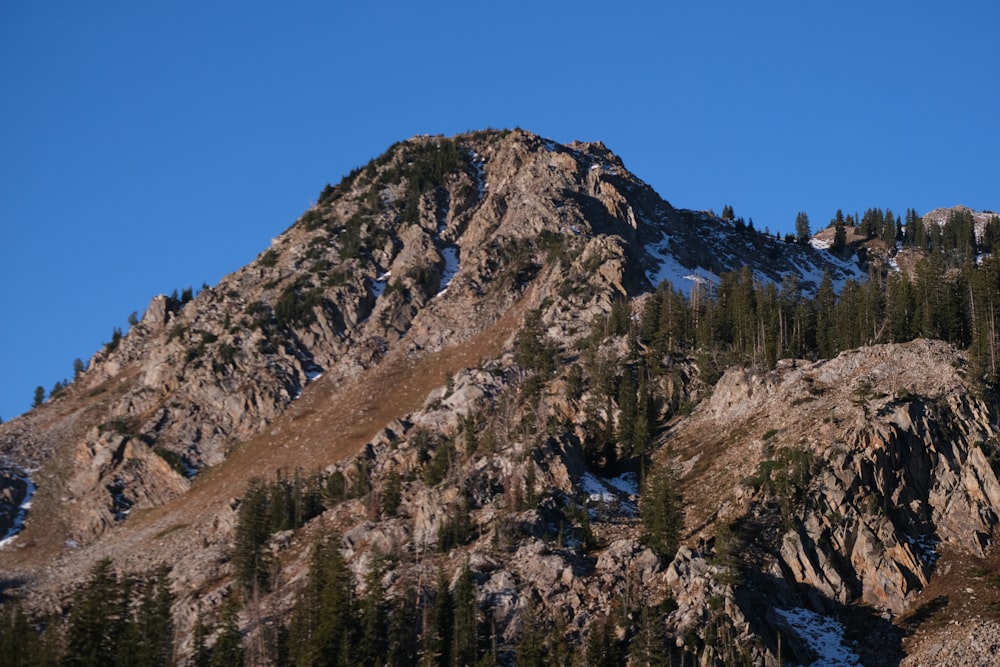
left=0, top=559, right=175, bottom=667
left=635, top=254, right=1000, bottom=392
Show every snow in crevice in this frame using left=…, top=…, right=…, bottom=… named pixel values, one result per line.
left=470, top=151, right=487, bottom=202
left=905, top=533, right=940, bottom=565
left=773, top=607, right=860, bottom=667
left=580, top=472, right=638, bottom=518
left=0, top=468, right=36, bottom=548
left=809, top=237, right=832, bottom=251
left=371, top=271, right=391, bottom=298
left=108, top=477, right=132, bottom=521
left=436, top=246, right=460, bottom=297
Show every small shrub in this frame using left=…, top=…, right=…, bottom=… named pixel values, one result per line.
left=258, top=249, right=280, bottom=267
left=155, top=447, right=188, bottom=476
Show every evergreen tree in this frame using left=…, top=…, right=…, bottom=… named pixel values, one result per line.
left=0, top=603, right=45, bottom=667
left=904, top=208, right=926, bottom=249
left=794, top=211, right=811, bottom=244
left=65, top=558, right=128, bottom=667
left=632, top=369, right=654, bottom=457
left=814, top=273, right=837, bottom=358
left=289, top=536, right=355, bottom=667
left=640, top=462, right=684, bottom=559
left=421, top=568, right=453, bottom=667
left=882, top=210, right=899, bottom=249
left=584, top=614, right=625, bottom=667
left=968, top=257, right=1000, bottom=386
left=358, top=554, right=388, bottom=667
left=616, top=370, right=638, bottom=456
left=514, top=596, right=546, bottom=667
left=119, top=566, right=174, bottom=667
left=209, top=598, right=244, bottom=667
left=983, top=215, right=1000, bottom=254
left=628, top=602, right=672, bottom=667
left=232, top=479, right=274, bottom=594
left=386, top=585, right=420, bottom=667
left=32, top=386, right=45, bottom=408
left=832, top=219, right=847, bottom=255
left=451, top=564, right=477, bottom=667
left=192, top=614, right=214, bottom=667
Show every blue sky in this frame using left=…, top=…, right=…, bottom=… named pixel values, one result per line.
left=1, top=1, right=998, bottom=420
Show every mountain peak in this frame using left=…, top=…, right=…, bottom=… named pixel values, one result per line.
left=7, top=129, right=1000, bottom=665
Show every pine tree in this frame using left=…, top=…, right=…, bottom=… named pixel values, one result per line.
left=232, top=478, right=274, bottom=594
left=629, top=602, right=672, bottom=667
left=616, top=370, right=638, bottom=456
left=421, top=568, right=453, bottom=667
left=515, top=596, right=546, bottom=667
left=832, top=219, right=847, bottom=254
left=632, top=369, right=653, bottom=457
left=65, top=558, right=128, bottom=667
left=882, top=210, right=899, bottom=249
left=119, top=566, right=174, bottom=667
left=192, top=614, right=214, bottom=667
left=0, top=603, right=45, bottom=667
left=815, top=273, right=837, bottom=358
left=358, top=554, right=388, bottom=667
left=794, top=211, right=811, bottom=244
left=584, top=615, right=625, bottom=667
left=289, top=535, right=355, bottom=667
left=451, top=564, right=477, bottom=667
left=386, top=585, right=420, bottom=667
left=209, top=597, right=244, bottom=667
left=640, top=462, right=684, bottom=559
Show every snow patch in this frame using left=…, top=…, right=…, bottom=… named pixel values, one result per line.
left=605, top=472, right=639, bottom=496
left=470, top=151, right=487, bottom=201
left=809, top=237, right=832, bottom=250
left=0, top=468, right=35, bottom=548
left=646, top=240, right=719, bottom=296
left=773, top=607, right=860, bottom=667
left=436, top=246, right=460, bottom=296
left=905, top=533, right=940, bottom=565
left=580, top=472, right=638, bottom=517
left=371, top=271, right=391, bottom=298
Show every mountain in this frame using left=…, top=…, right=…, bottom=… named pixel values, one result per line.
left=1, top=128, right=999, bottom=665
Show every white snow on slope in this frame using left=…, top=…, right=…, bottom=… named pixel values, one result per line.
left=605, top=472, right=639, bottom=496
left=436, top=247, right=460, bottom=296
left=1, top=470, right=36, bottom=548
left=773, top=607, right=860, bottom=667
left=646, top=240, right=717, bottom=296
left=646, top=229, right=865, bottom=296
left=580, top=472, right=638, bottom=517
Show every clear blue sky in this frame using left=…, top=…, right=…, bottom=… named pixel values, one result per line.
left=2, top=1, right=998, bottom=420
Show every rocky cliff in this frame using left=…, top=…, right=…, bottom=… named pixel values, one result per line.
left=1, top=129, right=997, bottom=665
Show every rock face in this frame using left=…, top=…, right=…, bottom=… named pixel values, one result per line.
left=2, top=129, right=999, bottom=665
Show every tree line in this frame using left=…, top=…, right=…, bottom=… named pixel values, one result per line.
left=635, top=253, right=1000, bottom=388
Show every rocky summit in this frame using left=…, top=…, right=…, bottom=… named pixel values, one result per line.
left=2, top=128, right=1000, bottom=666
